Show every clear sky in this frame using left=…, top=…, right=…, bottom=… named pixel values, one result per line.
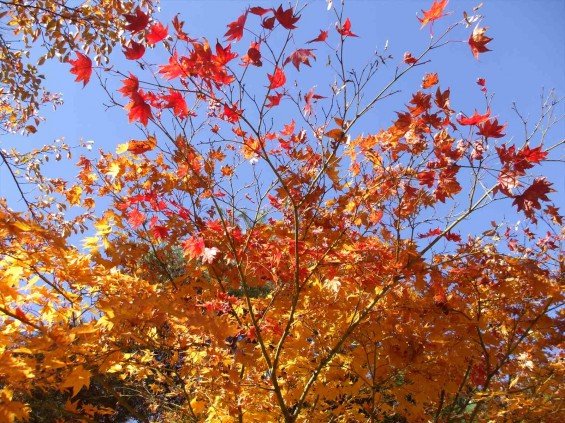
left=1, top=0, right=563, bottom=235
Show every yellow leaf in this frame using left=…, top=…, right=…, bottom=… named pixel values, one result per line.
left=61, top=365, right=91, bottom=398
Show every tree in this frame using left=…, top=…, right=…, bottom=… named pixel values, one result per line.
left=1, top=1, right=564, bottom=422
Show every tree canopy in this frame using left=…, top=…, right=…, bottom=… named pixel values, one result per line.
left=0, top=0, right=563, bottom=422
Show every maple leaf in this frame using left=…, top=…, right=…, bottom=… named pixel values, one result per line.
left=225, top=12, right=247, bottom=42
left=127, top=208, right=145, bottom=228
left=249, top=7, right=271, bottom=16
left=222, top=102, right=242, bottom=123
left=118, top=73, right=139, bottom=97
left=62, top=366, right=91, bottom=398
left=513, top=177, right=554, bottom=219
left=182, top=236, right=205, bottom=260
left=307, top=30, right=329, bottom=44
left=421, top=72, right=439, bottom=89
left=477, top=118, right=506, bottom=138
left=303, top=87, right=326, bottom=116
left=162, top=89, right=189, bottom=119
left=268, top=66, right=286, bottom=89
left=122, top=41, right=145, bottom=60
left=336, top=18, right=358, bottom=37
left=403, top=52, right=418, bottom=64
left=202, top=247, right=220, bottom=264
left=127, top=136, right=156, bottom=155
left=125, top=91, right=152, bottom=126
left=456, top=109, right=491, bottom=126
left=215, top=41, right=238, bottom=67
left=469, top=25, right=492, bottom=59
left=273, top=6, right=300, bottom=29
left=242, top=42, right=262, bottom=66
left=124, top=7, right=150, bottom=33
left=266, top=92, right=284, bottom=108
left=417, top=0, right=450, bottom=29
left=146, top=22, right=169, bottom=44
left=69, top=52, right=92, bottom=86
left=262, top=16, right=276, bottom=30
left=284, top=49, right=316, bottom=71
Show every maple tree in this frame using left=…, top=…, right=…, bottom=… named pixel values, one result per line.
left=1, top=1, right=564, bottom=422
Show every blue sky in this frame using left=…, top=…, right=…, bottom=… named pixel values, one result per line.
left=1, top=0, right=563, bottom=234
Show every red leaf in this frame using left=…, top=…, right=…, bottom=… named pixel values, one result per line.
left=146, top=22, right=168, bottom=44
left=125, top=91, right=152, bottom=126
left=118, top=73, right=139, bottom=97
left=307, top=30, right=329, bottom=44
left=477, top=118, right=506, bottom=139
left=124, top=7, right=150, bottom=33
left=418, top=0, right=451, bottom=29
left=268, top=66, right=286, bottom=89
left=336, top=18, right=358, bottom=37
left=123, top=41, right=146, bottom=60
left=225, top=12, right=247, bottom=42
left=421, top=72, right=439, bottom=89
left=159, top=51, right=184, bottom=80
left=283, top=49, right=316, bottom=71
left=152, top=225, right=169, bottom=240
left=403, top=52, right=418, bottom=64
left=513, top=177, right=554, bottom=220
left=242, top=42, right=262, bottom=66
left=15, top=307, right=28, bottom=322
left=303, top=87, right=326, bottom=116
left=222, top=102, right=241, bottom=123
left=469, top=25, right=492, bottom=59
left=127, top=208, right=145, bottom=229
left=69, top=52, right=92, bottom=86
left=182, top=236, right=205, bottom=260
left=266, top=92, right=283, bottom=108
left=456, top=109, right=491, bottom=126
left=262, top=16, right=276, bottom=30
left=273, top=6, right=300, bottom=29
left=419, top=227, right=442, bottom=238
left=215, top=41, right=238, bottom=66
left=249, top=6, right=271, bottom=16
left=162, top=90, right=189, bottom=119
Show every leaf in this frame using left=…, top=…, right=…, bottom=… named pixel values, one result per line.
left=249, top=7, right=271, bottom=16
left=268, top=66, right=286, bottom=89
left=273, top=6, right=300, bottom=29
left=284, top=49, right=316, bottom=71
left=456, top=109, right=491, bottom=126
left=182, top=237, right=205, bottom=260
left=403, top=52, right=418, bottom=64
left=469, top=25, right=492, bottom=59
left=421, top=72, right=439, bottom=89
left=225, top=12, right=247, bottom=42
left=162, top=90, right=189, bottom=119
left=307, top=30, right=329, bottom=44
left=69, top=52, right=92, bottom=86
left=477, top=118, right=506, bottom=138
left=146, top=22, right=169, bottom=44
left=513, top=177, right=554, bottom=220
left=266, top=92, right=284, bottom=108
left=61, top=366, right=91, bottom=398
left=127, top=208, right=145, bottom=228
left=417, top=0, right=451, bottom=29
left=122, top=41, right=145, bottom=60
left=124, top=7, right=150, bottom=33
left=124, top=91, right=152, bottom=126
left=336, top=18, right=358, bottom=37
left=118, top=73, right=139, bottom=97
left=242, top=42, right=262, bottom=66
left=127, top=136, right=157, bottom=155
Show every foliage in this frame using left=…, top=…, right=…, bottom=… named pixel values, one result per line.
left=1, top=1, right=564, bottom=422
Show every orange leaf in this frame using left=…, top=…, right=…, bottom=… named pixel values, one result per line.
left=421, top=72, right=439, bottom=89
left=418, top=0, right=451, bottom=29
